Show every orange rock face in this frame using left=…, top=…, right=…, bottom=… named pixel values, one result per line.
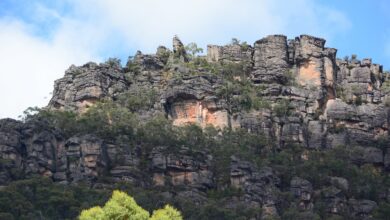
left=171, top=100, right=229, bottom=128
left=324, top=57, right=335, bottom=87
left=153, top=173, right=165, bottom=186
left=298, top=60, right=321, bottom=86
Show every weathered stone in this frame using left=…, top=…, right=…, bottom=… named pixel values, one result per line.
left=322, top=186, right=348, bottom=215
left=207, top=43, right=253, bottom=63
left=348, top=199, right=377, bottom=219
left=172, top=36, right=188, bottom=62
left=290, top=177, right=314, bottom=211
left=150, top=147, right=214, bottom=190
left=350, top=146, right=383, bottom=165
left=230, top=156, right=281, bottom=218
left=48, top=62, right=128, bottom=112
left=134, top=51, right=164, bottom=70
left=65, top=135, right=107, bottom=182
left=330, top=176, right=349, bottom=192
left=252, top=35, right=289, bottom=84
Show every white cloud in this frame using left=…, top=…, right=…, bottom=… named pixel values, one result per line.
left=75, top=0, right=351, bottom=51
left=0, top=18, right=101, bottom=119
left=0, top=0, right=351, bottom=119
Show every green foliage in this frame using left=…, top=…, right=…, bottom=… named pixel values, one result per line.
left=185, top=57, right=219, bottom=75
left=209, top=128, right=268, bottom=186
left=185, top=57, right=252, bottom=79
left=150, top=205, right=182, bottom=220
left=241, top=41, right=250, bottom=51
left=24, top=100, right=140, bottom=140
left=382, top=80, right=390, bottom=93
left=206, top=187, right=244, bottom=200
left=285, top=70, right=298, bottom=86
left=229, top=38, right=250, bottom=50
left=127, top=56, right=141, bottom=76
left=230, top=38, right=240, bottom=45
left=137, top=114, right=176, bottom=149
left=273, top=99, right=292, bottom=117
left=0, top=177, right=109, bottom=219
left=220, top=61, right=251, bottom=78
left=335, top=85, right=348, bottom=102
left=36, top=110, right=79, bottom=137
left=354, top=95, right=363, bottom=105
left=101, top=190, right=150, bottom=220
left=19, top=106, right=41, bottom=121
left=79, top=190, right=182, bottom=220
left=106, top=57, right=122, bottom=68
left=373, top=202, right=390, bottom=220
left=157, top=49, right=171, bottom=64
left=216, top=78, right=269, bottom=116
left=79, top=100, right=138, bottom=140
left=116, top=88, right=158, bottom=112
left=79, top=207, right=105, bottom=220
left=184, top=42, right=203, bottom=59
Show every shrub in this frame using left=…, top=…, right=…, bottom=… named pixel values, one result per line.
left=105, top=57, right=121, bottom=68
left=79, top=100, right=138, bottom=140
left=79, top=190, right=182, bottom=220
left=184, top=42, right=203, bottom=59
left=273, top=99, right=292, bottom=118
left=116, top=88, right=158, bottom=112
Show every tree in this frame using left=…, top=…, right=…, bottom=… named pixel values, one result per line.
left=216, top=81, right=237, bottom=129
left=150, top=205, right=182, bottom=220
left=79, top=190, right=182, bottom=220
left=79, top=100, right=138, bottom=140
left=105, top=57, right=122, bottom=68
left=79, top=207, right=105, bottom=220
left=185, top=42, right=203, bottom=58
left=231, top=38, right=240, bottom=45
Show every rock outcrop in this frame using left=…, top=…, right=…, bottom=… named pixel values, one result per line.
left=48, top=62, right=128, bottom=113
left=47, top=35, right=390, bottom=152
left=1, top=34, right=389, bottom=219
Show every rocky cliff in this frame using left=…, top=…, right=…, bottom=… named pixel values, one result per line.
left=48, top=34, right=390, bottom=151
left=1, top=34, right=390, bottom=219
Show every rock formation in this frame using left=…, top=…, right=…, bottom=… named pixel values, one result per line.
left=1, top=34, right=390, bottom=219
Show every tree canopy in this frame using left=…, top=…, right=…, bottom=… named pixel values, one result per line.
left=79, top=190, right=182, bottom=220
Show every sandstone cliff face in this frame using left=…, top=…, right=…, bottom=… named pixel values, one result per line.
left=48, top=62, right=128, bottom=113
left=2, top=34, right=390, bottom=219
left=47, top=35, right=389, bottom=151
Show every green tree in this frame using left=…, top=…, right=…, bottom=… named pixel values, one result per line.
left=150, top=205, right=182, bottom=220
left=185, top=42, right=203, bottom=59
left=79, top=207, right=105, bottom=220
left=216, top=81, right=237, bottom=129
left=105, top=57, right=122, bottom=68
left=79, top=190, right=182, bottom=220
left=79, top=100, right=138, bottom=140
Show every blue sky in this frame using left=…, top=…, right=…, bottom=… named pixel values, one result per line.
left=0, top=0, right=389, bottom=118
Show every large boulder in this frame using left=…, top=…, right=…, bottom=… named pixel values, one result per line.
left=251, top=35, right=289, bottom=84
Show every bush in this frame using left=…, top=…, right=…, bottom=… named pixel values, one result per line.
left=273, top=99, right=292, bottom=117
left=105, top=57, right=121, bottom=68
left=79, top=100, right=138, bottom=140
left=80, top=190, right=182, bottom=220
left=116, top=88, right=158, bottom=112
